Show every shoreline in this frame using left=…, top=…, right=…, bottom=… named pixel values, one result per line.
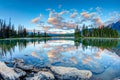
left=0, top=37, right=120, bottom=40
left=0, top=58, right=92, bottom=80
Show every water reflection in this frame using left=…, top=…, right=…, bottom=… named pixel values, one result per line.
left=74, top=39, right=118, bottom=49
left=0, top=38, right=120, bottom=80
left=0, top=38, right=119, bottom=56
left=0, top=38, right=49, bottom=56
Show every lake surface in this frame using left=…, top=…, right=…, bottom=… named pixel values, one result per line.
left=0, top=38, right=120, bottom=80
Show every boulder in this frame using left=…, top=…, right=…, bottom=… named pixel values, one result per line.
left=12, top=58, right=24, bottom=68
left=14, top=68, right=26, bottom=78
left=12, top=58, right=24, bottom=64
left=32, top=65, right=51, bottom=73
left=17, top=65, right=34, bottom=71
left=0, top=61, right=19, bottom=80
left=12, top=58, right=33, bottom=71
left=50, top=66, right=92, bottom=80
left=26, top=71, right=55, bottom=80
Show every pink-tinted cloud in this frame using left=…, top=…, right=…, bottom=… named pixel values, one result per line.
left=32, top=17, right=40, bottom=23
left=47, top=17, right=61, bottom=25
left=43, top=26, right=50, bottom=31
left=81, top=12, right=91, bottom=18
left=70, top=12, right=78, bottom=18
left=32, top=7, right=120, bottom=31
left=93, top=17, right=104, bottom=27
left=80, top=11, right=104, bottom=27
left=81, top=12, right=96, bottom=19
left=58, top=10, right=69, bottom=16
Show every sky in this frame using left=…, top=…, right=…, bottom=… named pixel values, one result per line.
left=0, top=0, right=120, bottom=34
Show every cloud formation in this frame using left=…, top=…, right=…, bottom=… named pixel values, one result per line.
left=70, top=11, right=78, bottom=18
left=48, top=17, right=61, bottom=25
left=32, top=17, right=40, bottom=23
left=104, top=11, right=120, bottom=26
left=32, top=7, right=120, bottom=33
left=79, top=11, right=104, bottom=27
left=47, top=10, right=76, bottom=30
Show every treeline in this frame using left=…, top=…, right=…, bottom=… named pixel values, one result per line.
left=74, top=38, right=118, bottom=49
left=0, top=38, right=50, bottom=56
left=82, top=39, right=118, bottom=48
left=0, top=19, right=50, bottom=39
left=0, top=19, right=28, bottom=38
left=74, top=25, right=119, bottom=38
left=0, top=19, right=17, bottom=38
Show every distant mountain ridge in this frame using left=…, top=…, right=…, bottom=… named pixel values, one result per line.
left=27, top=31, right=74, bottom=37
left=108, top=20, right=120, bottom=32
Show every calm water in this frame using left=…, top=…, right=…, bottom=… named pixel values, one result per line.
left=0, top=38, right=120, bottom=80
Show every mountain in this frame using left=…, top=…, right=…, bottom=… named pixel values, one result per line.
left=108, top=20, right=120, bottom=32
left=27, top=31, right=74, bottom=37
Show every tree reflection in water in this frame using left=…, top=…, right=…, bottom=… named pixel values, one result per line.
left=0, top=38, right=120, bottom=80
left=0, top=38, right=50, bottom=57
left=0, top=38, right=119, bottom=57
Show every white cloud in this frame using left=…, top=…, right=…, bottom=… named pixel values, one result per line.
left=104, top=11, right=120, bottom=26
left=31, top=13, right=44, bottom=24
left=96, top=7, right=102, bottom=12
left=32, top=17, right=40, bottom=23
left=32, top=7, right=120, bottom=32
left=70, top=11, right=78, bottom=18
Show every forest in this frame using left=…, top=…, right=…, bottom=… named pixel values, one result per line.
left=0, top=18, right=119, bottom=39
left=74, top=25, right=119, bottom=38
left=0, top=19, right=49, bottom=39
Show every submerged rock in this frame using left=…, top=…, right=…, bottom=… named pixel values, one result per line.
left=12, top=58, right=24, bottom=68
left=12, top=58, right=24, bottom=64
left=50, top=66, right=92, bottom=80
left=26, top=71, right=55, bottom=80
left=14, top=68, right=26, bottom=78
left=0, top=61, right=19, bottom=80
left=13, top=58, right=34, bottom=71
left=17, top=65, right=34, bottom=71
left=0, top=58, right=92, bottom=80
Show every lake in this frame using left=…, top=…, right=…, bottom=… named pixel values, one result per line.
left=0, top=38, right=120, bottom=80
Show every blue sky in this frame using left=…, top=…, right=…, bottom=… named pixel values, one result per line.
left=0, top=0, right=120, bottom=33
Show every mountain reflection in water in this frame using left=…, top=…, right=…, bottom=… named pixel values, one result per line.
left=0, top=38, right=120, bottom=80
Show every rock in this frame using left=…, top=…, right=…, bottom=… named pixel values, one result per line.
left=26, top=71, right=55, bottom=80
left=12, top=58, right=33, bottom=71
left=4, top=61, right=10, bottom=64
left=32, top=65, right=51, bottom=73
left=50, top=66, right=92, bottom=80
left=0, top=61, right=19, bottom=80
left=17, top=65, right=34, bottom=71
left=12, top=58, right=24, bottom=68
left=12, top=58, right=24, bottom=64
left=14, top=68, right=26, bottom=78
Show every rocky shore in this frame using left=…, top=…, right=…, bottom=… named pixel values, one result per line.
left=0, top=58, right=92, bottom=80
